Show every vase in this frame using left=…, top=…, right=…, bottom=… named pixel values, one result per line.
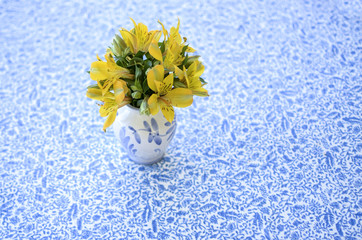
left=113, top=105, right=177, bottom=164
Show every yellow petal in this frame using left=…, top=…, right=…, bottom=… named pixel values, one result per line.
left=147, top=65, right=164, bottom=92
left=104, top=52, right=115, bottom=64
left=176, top=18, right=180, bottom=32
left=152, top=30, right=162, bottom=43
left=154, top=80, right=162, bottom=93
left=144, top=30, right=161, bottom=52
left=130, top=18, right=138, bottom=29
left=152, top=64, right=165, bottom=81
left=174, top=65, right=184, bottom=79
left=97, top=80, right=103, bottom=89
left=159, top=100, right=175, bottom=122
left=106, top=48, right=113, bottom=56
left=86, top=88, right=103, bottom=100
left=158, top=20, right=168, bottom=41
left=113, top=80, right=127, bottom=104
left=118, top=99, right=132, bottom=108
left=137, top=22, right=149, bottom=36
left=111, top=64, right=134, bottom=80
left=113, top=68, right=134, bottom=80
left=169, top=18, right=182, bottom=44
left=186, top=46, right=196, bottom=52
left=159, top=73, right=173, bottom=95
left=148, top=94, right=160, bottom=115
left=132, top=19, right=148, bottom=36
left=170, top=19, right=180, bottom=37
left=149, top=40, right=163, bottom=62
left=103, top=109, right=117, bottom=132
left=105, top=53, right=117, bottom=70
left=103, top=52, right=134, bottom=80
left=187, top=60, right=204, bottom=78
left=103, top=92, right=116, bottom=100
left=99, top=102, right=117, bottom=117
left=101, top=79, right=113, bottom=96
left=90, top=61, right=108, bottom=81
left=147, top=69, right=157, bottom=92
left=120, top=29, right=137, bottom=53
left=194, top=61, right=205, bottom=77
left=165, top=88, right=193, bottom=108
left=192, top=87, right=209, bottom=97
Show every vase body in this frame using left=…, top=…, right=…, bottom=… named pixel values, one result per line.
left=113, top=105, right=177, bottom=164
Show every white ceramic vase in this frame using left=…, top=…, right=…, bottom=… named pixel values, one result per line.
left=113, top=105, right=177, bottom=164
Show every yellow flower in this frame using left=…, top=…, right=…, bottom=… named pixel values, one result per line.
left=120, top=18, right=162, bottom=54
left=174, top=60, right=209, bottom=97
left=152, top=19, right=196, bottom=71
left=90, top=53, right=133, bottom=95
left=158, top=19, right=195, bottom=52
left=86, top=86, right=131, bottom=132
left=147, top=65, right=193, bottom=122
left=163, top=40, right=184, bottom=71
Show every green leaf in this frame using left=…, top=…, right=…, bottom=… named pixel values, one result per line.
left=131, top=91, right=142, bottom=99
left=111, top=34, right=128, bottom=57
left=123, top=47, right=130, bottom=56
left=122, top=79, right=135, bottom=86
left=145, top=52, right=153, bottom=60
left=116, top=58, right=127, bottom=68
left=144, top=59, right=152, bottom=70
left=158, top=41, right=165, bottom=53
left=185, top=55, right=200, bottom=68
left=135, top=51, right=145, bottom=58
left=199, top=77, right=207, bottom=84
left=86, top=71, right=90, bottom=74
left=131, top=99, right=139, bottom=108
left=111, top=41, right=121, bottom=57
left=130, top=85, right=139, bottom=91
left=153, top=60, right=161, bottom=66
left=134, top=66, right=143, bottom=92
left=115, top=34, right=127, bottom=49
left=134, top=57, right=144, bottom=63
left=181, top=44, right=189, bottom=56
left=140, top=98, right=150, bottom=115
left=127, top=57, right=143, bottom=67
left=181, top=54, right=189, bottom=66
left=142, top=77, right=149, bottom=92
left=135, top=66, right=142, bottom=81
left=135, top=80, right=142, bottom=91
left=137, top=99, right=143, bottom=107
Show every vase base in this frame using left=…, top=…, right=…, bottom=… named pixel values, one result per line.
left=129, top=154, right=164, bottom=165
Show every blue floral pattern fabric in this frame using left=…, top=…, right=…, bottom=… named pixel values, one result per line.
left=1, top=0, right=361, bottom=239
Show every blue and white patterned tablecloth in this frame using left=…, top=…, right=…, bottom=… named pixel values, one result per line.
left=1, top=0, right=362, bottom=239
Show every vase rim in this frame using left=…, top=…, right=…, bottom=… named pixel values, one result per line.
left=126, top=104, right=140, bottom=111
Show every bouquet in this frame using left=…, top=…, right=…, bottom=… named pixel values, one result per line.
left=86, top=19, right=208, bottom=132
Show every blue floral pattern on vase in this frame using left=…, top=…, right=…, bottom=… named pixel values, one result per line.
left=165, top=120, right=177, bottom=142
left=137, top=117, right=177, bottom=146
left=119, top=118, right=176, bottom=152
left=119, top=127, right=130, bottom=149
left=114, top=109, right=177, bottom=164
left=119, top=126, right=137, bottom=159
left=128, top=126, right=141, bottom=144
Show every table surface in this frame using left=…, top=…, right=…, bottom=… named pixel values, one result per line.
left=1, top=0, right=362, bottom=239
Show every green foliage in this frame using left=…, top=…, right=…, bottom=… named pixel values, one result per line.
left=131, top=91, right=142, bottom=99
left=140, top=98, right=150, bottom=115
